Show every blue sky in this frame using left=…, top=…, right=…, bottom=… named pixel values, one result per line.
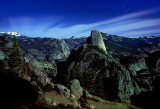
left=0, top=0, right=160, bottom=38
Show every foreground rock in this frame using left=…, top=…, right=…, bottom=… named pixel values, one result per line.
left=37, top=91, right=57, bottom=106
left=56, top=84, right=70, bottom=97
left=22, top=59, right=57, bottom=86
left=69, top=79, right=83, bottom=100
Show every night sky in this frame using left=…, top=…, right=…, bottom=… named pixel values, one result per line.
left=0, top=0, right=160, bottom=38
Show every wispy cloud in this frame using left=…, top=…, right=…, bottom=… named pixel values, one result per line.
left=1, top=8, right=160, bottom=38
left=1, top=16, right=62, bottom=37
left=118, top=29, right=160, bottom=37
left=45, top=8, right=160, bottom=37
left=99, top=19, right=160, bottom=33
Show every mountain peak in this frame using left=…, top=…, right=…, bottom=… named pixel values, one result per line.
left=0, top=32, right=21, bottom=37
left=90, top=30, right=107, bottom=52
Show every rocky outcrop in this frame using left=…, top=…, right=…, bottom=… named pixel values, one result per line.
left=89, top=30, right=107, bottom=52
left=22, top=59, right=57, bottom=86
left=66, top=44, right=136, bottom=102
left=66, top=41, right=160, bottom=103
left=127, top=57, right=148, bottom=76
left=119, top=57, right=149, bottom=100
left=124, top=55, right=160, bottom=88
left=120, top=55, right=160, bottom=104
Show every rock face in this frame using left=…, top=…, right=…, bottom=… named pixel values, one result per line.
left=123, top=54, right=160, bottom=91
left=119, top=57, right=150, bottom=99
left=90, top=30, right=107, bottom=52
left=66, top=42, right=160, bottom=103
left=18, top=37, right=71, bottom=62
left=102, top=33, right=160, bottom=60
left=127, top=57, right=148, bottom=76
left=0, top=34, right=71, bottom=63
left=64, top=37, right=87, bottom=50
left=66, top=44, right=134, bottom=102
left=22, top=59, right=57, bottom=86
left=0, top=36, right=11, bottom=59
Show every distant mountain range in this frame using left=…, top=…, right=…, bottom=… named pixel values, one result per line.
left=0, top=32, right=159, bottom=62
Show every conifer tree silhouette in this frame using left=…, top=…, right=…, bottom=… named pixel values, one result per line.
left=9, top=37, right=23, bottom=72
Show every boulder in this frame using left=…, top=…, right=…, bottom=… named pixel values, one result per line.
left=36, top=91, right=46, bottom=104
left=36, top=91, right=56, bottom=106
left=22, top=75, right=31, bottom=81
left=56, top=84, right=70, bottom=97
left=23, top=59, right=57, bottom=86
left=31, top=81, right=37, bottom=86
left=69, top=79, right=83, bottom=100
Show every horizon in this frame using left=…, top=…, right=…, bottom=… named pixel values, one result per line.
left=0, top=0, right=160, bottom=38
left=1, top=30, right=160, bottom=39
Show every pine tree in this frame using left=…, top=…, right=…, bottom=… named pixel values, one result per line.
left=95, top=75, right=104, bottom=97
left=66, top=64, right=83, bottom=83
left=8, top=37, right=23, bottom=72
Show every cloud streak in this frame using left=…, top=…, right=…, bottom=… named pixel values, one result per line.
left=46, top=8, right=160, bottom=37
left=1, top=8, right=160, bottom=38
